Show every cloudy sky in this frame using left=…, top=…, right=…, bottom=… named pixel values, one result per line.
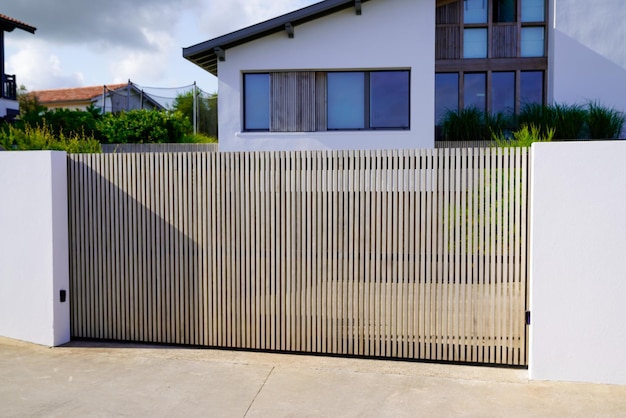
left=3, top=0, right=317, bottom=96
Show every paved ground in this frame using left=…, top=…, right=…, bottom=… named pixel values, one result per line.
left=1, top=337, right=625, bottom=417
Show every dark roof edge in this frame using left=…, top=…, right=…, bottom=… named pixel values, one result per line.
left=0, top=15, right=36, bottom=34
left=183, top=0, right=370, bottom=76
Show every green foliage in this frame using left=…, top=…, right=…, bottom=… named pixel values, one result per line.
left=518, top=103, right=586, bottom=140
left=586, top=101, right=625, bottom=140
left=180, top=133, right=218, bottom=143
left=172, top=90, right=218, bottom=138
left=97, top=109, right=192, bottom=144
left=493, top=124, right=554, bottom=147
left=0, top=123, right=101, bottom=153
left=441, top=107, right=513, bottom=141
left=17, top=84, right=46, bottom=116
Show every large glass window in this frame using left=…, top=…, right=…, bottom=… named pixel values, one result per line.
left=370, top=71, right=410, bottom=129
left=327, top=72, right=365, bottom=130
left=464, top=73, right=486, bottom=112
left=435, top=73, right=459, bottom=125
left=464, top=28, right=488, bottom=58
left=492, top=72, right=515, bottom=114
left=520, top=71, right=543, bottom=105
left=522, top=0, right=545, bottom=22
left=521, top=27, right=544, bottom=57
left=244, top=73, right=270, bottom=130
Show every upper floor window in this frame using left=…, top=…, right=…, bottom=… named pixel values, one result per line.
left=437, top=0, right=547, bottom=60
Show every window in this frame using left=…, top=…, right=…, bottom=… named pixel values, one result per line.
left=244, top=73, right=270, bottom=130
left=464, top=73, right=486, bottom=112
left=464, top=28, right=488, bottom=58
left=493, top=0, right=515, bottom=23
left=435, top=73, right=459, bottom=124
left=520, top=71, right=543, bottom=105
left=435, top=0, right=547, bottom=135
left=491, top=72, right=515, bottom=114
left=370, top=71, right=410, bottom=129
left=244, top=70, right=410, bottom=132
left=521, top=27, right=544, bottom=57
left=327, top=72, right=365, bottom=129
left=521, top=0, right=544, bottom=22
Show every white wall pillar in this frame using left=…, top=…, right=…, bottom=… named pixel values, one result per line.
left=529, top=141, right=626, bottom=385
left=0, top=151, right=70, bottom=346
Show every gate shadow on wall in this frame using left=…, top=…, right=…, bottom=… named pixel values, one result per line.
left=67, top=149, right=529, bottom=366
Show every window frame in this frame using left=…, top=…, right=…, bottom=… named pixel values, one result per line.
left=242, top=69, right=411, bottom=133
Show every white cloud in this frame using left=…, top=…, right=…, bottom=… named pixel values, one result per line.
left=198, top=0, right=318, bottom=37
left=5, top=41, right=84, bottom=90
left=109, top=28, right=177, bottom=84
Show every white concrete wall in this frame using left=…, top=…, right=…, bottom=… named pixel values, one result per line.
left=0, top=151, right=70, bottom=347
left=218, top=0, right=434, bottom=152
left=549, top=0, right=626, bottom=124
left=529, top=141, right=626, bottom=385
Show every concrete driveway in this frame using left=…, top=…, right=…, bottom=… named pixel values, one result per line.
left=1, top=337, right=625, bottom=417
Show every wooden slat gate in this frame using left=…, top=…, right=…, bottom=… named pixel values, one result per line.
left=68, top=148, right=529, bottom=366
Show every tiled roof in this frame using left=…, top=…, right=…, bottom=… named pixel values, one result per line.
left=0, top=13, right=36, bottom=33
left=33, top=84, right=128, bottom=104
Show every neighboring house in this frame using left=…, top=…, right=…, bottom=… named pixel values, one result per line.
left=0, top=14, right=36, bottom=122
left=33, top=81, right=164, bottom=113
left=183, top=0, right=626, bottom=151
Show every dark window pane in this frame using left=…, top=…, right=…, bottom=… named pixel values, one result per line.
left=520, top=71, right=543, bottom=106
left=370, top=71, right=410, bottom=129
left=435, top=73, right=459, bottom=125
left=464, top=73, right=486, bottom=112
left=494, top=0, right=516, bottom=22
left=327, top=72, right=365, bottom=129
left=244, top=73, right=270, bottom=130
left=492, top=72, right=515, bottom=114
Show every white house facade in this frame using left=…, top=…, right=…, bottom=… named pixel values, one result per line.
left=549, top=0, right=626, bottom=113
left=184, top=0, right=626, bottom=151
left=185, top=0, right=434, bottom=151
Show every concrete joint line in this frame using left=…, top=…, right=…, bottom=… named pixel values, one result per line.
left=244, top=366, right=275, bottom=417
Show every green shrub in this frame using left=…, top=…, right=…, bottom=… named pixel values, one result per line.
left=0, top=123, right=101, bottom=153
left=586, top=101, right=625, bottom=140
left=493, top=124, right=554, bottom=147
left=518, top=103, right=586, bottom=140
left=17, top=106, right=105, bottom=142
left=180, top=133, right=218, bottom=143
left=441, top=108, right=513, bottom=141
left=97, top=109, right=192, bottom=144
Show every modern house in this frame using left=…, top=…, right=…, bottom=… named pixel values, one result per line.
left=32, top=81, right=164, bottom=113
left=0, top=14, right=36, bottom=122
left=183, top=0, right=626, bottom=151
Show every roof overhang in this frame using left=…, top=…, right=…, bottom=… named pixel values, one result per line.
left=182, top=0, right=371, bottom=77
left=0, top=14, right=36, bottom=34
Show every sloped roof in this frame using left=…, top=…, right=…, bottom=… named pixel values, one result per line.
left=183, top=0, right=372, bottom=77
left=34, top=84, right=128, bottom=104
left=0, top=13, right=36, bottom=33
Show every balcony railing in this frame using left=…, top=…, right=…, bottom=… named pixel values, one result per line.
left=3, top=74, right=17, bottom=100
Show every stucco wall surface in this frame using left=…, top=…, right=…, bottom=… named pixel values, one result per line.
left=218, top=0, right=434, bottom=151
left=0, top=151, right=70, bottom=346
left=549, top=0, right=626, bottom=125
left=529, top=141, right=626, bottom=385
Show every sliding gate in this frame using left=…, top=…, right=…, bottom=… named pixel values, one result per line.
left=68, top=148, right=529, bottom=366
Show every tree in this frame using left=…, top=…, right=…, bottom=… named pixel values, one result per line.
left=17, top=85, right=46, bottom=117
left=172, top=90, right=217, bottom=138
